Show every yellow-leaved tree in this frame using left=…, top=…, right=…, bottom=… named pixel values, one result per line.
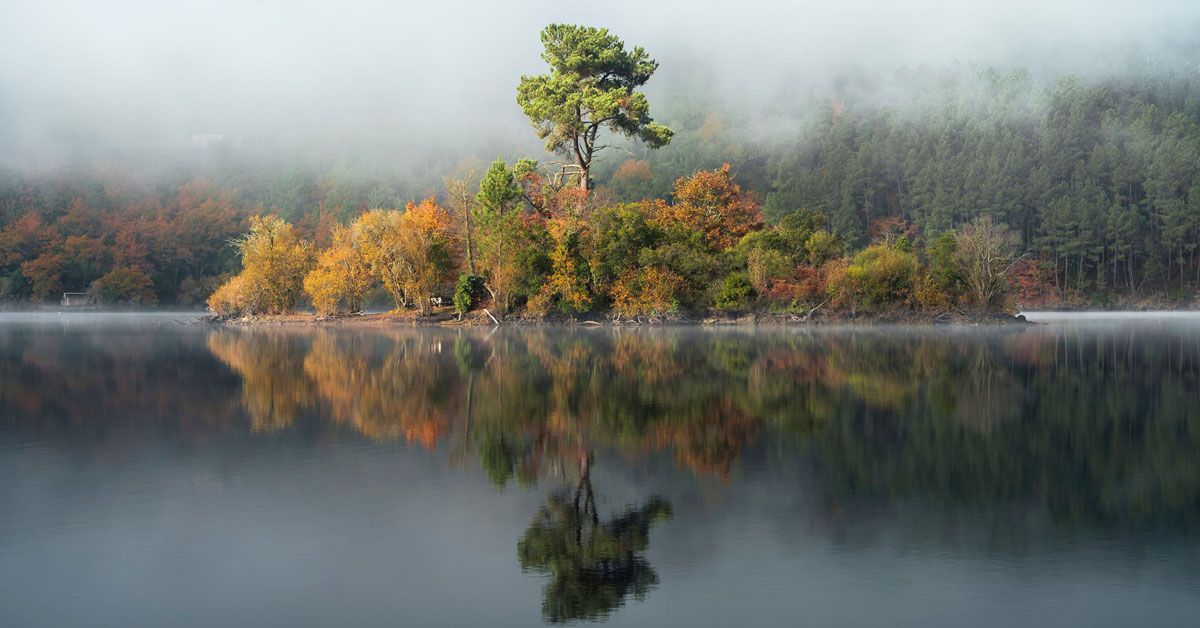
left=352, top=199, right=456, bottom=315
left=208, top=215, right=313, bottom=315
left=304, top=224, right=372, bottom=315
left=394, top=198, right=456, bottom=316
left=353, top=209, right=408, bottom=310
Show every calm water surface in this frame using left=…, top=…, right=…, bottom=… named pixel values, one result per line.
left=1, top=313, right=1198, bottom=627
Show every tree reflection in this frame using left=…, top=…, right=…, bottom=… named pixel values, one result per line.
left=518, top=453, right=672, bottom=623
left=5, top=319, right=1200, bottom=618
left=207, top=329, right=312, bottom=432
left=199, top=323, right=1200, bottom=531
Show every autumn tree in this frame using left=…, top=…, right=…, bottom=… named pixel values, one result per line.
left=826, top=243, right=920, bottom=311
left=654, top=164, right=762, bottom=250
left=394, top=198, right=456, bottom=316
left=586, top=202, right=662, bottom=299
left=529, top=211, right=593, bottom=315
left=610, top=159, right=655, bottom=200
left=20, top=253, right=64, bottom=301
left=207, top=273, right=261, bottom=316
left=208, top=215, right=312, bottom=315
left=304, top=224, right=372, bottom=315
left=611, top=266, right=683, bottom=318
left=517, top=24, right=673, bottom=190
left=92, top=266, right=157, bottom=306
left=353, top=209, right=410, bottom=310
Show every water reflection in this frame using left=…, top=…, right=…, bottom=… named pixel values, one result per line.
left=518, top=453, right=671, bottom=623
left=3, top=319, right=1200, bottom=624
left=195, top=324, right=1200, bottom=534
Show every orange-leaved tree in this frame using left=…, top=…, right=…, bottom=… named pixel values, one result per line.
left=304, top=224, right=372, bottom=315
left=654, top=164, right=761, bottom=250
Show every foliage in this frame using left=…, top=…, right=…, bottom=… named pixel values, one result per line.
left=586, top=202, right=662, bottom=299
left=303, top=224, right=371, bottom=315
left=529, top=213, right=593, bottom=315
left=517, top=24, right=673, bottom=189
left=209, top=215, right=312, bottom=315
left=207, top=273, right=261, bottom=316
left=654, top=164, right=762, bottom=250
left=826, top=244, right=919, bottom=310
left=611, top=266, right=683, bottom=318
left=473, top=207, right=549, bottom=313
left=453, top=273, right=485, bottom=317
left=353, top=209, right=410, bottom=309
left=394, top=198, right=456, bottom=315
left=635, top=225, right=721, bottom=310
left=804, top=230, right=842, bottom=266
left=92, top=265, right=157, bottom=306
left=714, top=272, right=754, bottom=311
left=609, top=159, right=654, bottom=199
left=925, top=230, right=963, bottom=304
left=746, top=248, right=791, bottom=295
left=476, top=158, right=522, bottom=214
left=7, top=61, right=1200, bottom=312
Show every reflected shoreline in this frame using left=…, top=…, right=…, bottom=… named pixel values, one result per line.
left=2, top=319, right=1200, bottom=624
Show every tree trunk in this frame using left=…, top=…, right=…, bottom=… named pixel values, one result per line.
left=576, top=151, right=590, bottom=191
left=464, top=216, right=475, bottom=275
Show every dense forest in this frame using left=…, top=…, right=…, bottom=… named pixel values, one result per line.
left=1, top=24, right=1199, bottom=314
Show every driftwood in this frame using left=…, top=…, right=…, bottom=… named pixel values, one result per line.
left=482, top=308, right=500, bottom=325
left=789, top=301, right=826, bottom=322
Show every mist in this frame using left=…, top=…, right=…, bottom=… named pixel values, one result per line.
left=1, top=0, right=1198, bottom=173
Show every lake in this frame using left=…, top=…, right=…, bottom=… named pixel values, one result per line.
left=1, top=313, right=1198, bottom=627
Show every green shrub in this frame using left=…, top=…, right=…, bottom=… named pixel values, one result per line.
left=826, top=244, right=919, bottom=310
left=715, top=272, right=754, bottom=311
left=453, top=273, right=485, bottom=317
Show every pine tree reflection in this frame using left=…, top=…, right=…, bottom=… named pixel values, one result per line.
left=518, top=452, right=672, bottom=623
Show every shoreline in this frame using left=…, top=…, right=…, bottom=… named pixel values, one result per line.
left=206, top=308, right=1035, bottom=328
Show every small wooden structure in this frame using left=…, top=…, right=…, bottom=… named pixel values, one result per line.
left=60, top=292, right=98, bottom=309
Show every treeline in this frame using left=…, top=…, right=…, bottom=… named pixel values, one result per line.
left=204, top=158, right=1023, bottom=318
left=2, top=67, right=1200, bottom=308
left=0, top=179, right=245, bottom=305
left=730, top=70, right=1200, bottom=302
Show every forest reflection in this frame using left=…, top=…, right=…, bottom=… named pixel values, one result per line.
left=3, top=322, right=1197, bottom=532
left=202, top=324, right=1200, bottom=532
left=4, top=322, right=1199, bottom=621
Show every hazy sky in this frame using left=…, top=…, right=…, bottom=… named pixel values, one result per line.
left=1, top=0, right=1197, bottom=166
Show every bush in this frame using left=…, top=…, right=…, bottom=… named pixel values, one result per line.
left=92, top=266, right=157, bottom=306
left=453, top=274, right=485, bottom=317
left=746, top=248, right=791, bottom=295
left=207, top=273, right=263, bottom=316
left=926, top=230, right=962, bottom=299
left=914, top=274, right=950, bottom=310
left=826, top=244, right=919, bottom=310
left=611, top=267, right=683, bottom=317
left=714, top=272, right=754, bottom=311
left=804, top=230, right=842, bottom=266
